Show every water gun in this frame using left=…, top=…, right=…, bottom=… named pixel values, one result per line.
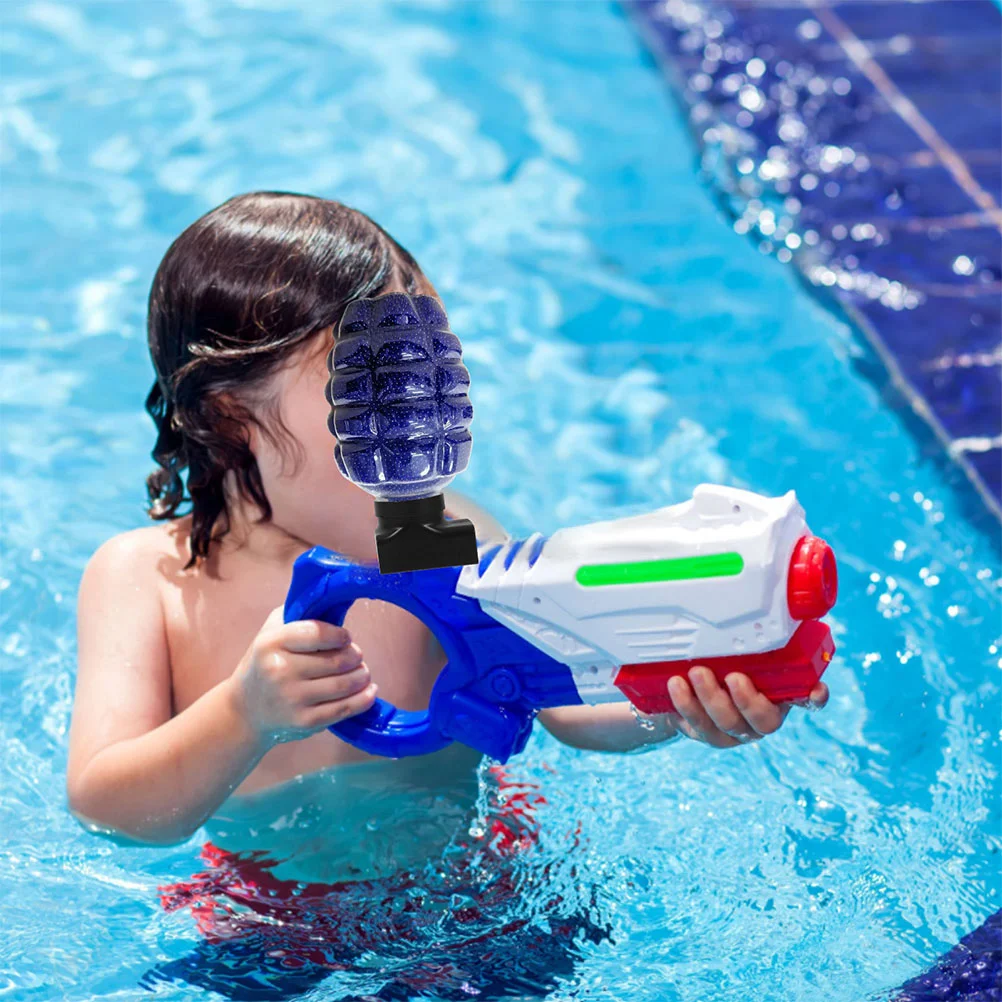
left=284, top=484, right=837, bottom=763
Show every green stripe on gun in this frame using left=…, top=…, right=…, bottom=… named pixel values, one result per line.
left=575, top=552, right=744, bottom=587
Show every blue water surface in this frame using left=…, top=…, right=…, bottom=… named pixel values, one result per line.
left=1, top=2, right=999, bottom=1000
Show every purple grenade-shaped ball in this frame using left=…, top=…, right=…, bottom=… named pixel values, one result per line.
left=326, top=293, right=473, bottom=501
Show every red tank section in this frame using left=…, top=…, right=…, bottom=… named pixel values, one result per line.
left=613, top=620, right=835, bottom=715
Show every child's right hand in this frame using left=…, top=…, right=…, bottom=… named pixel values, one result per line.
left=229, top=607, right=379, bottom=747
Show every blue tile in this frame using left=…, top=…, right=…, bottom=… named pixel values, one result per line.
left=922, top=364, right=1001, bottom=442
left=857, top=293, right=1000, bottom=362
left=831, top=0, right=1002, bottom=40
left=910, top=99, right=1002, bottom=155
left=969, top=160, right=1002, bottom=202
left=816, top=101, right=933, bottom=157
left=871, top=40, right=1002, bottom=91
left=798, top=165, right=994, bottom=221
left=966, top=447, right=1002, bottom=502
left=854, top=299, right=1001, bottom=442
left=834, top=227, right=1002, bottom=287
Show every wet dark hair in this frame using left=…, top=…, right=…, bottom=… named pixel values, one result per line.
left=145, top=191, right=425, bottom=568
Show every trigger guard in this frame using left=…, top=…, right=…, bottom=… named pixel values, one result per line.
left=329, top=698, right=452, bottom=758
left=283, top=550, right=467, bottom=759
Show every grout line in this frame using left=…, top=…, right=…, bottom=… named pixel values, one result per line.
left=804, top=0, right=1002, bottom=231
left=899, top=211, right=1002, bottom=232
left=951, top=435, right=1002, bottom=456
left=912, top=281, right=1002, bottom=298
left=897, top=150, right=1002, bottom=168
left=923, top=346, right=1002, bottom=372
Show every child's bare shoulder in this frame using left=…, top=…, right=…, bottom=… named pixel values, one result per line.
left=82, top=517, right=195, bottom=594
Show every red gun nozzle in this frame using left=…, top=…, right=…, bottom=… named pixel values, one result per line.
left=788, top=535, right=838, bottom=620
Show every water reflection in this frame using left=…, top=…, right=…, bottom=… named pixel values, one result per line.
left=143, top=751, right=612, bottom=1000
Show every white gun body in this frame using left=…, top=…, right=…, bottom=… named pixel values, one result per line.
left=457, top=485, right=814, bottom=705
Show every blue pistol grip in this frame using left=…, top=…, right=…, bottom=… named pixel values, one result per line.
left=282, top=547, right=579, bottom=762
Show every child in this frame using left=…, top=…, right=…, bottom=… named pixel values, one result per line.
left=67, top=191, right=829, bottom=852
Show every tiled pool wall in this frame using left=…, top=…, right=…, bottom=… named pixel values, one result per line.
left=622, top=0, right=1002, bottom=531
left=891, top=907, right=1001, bottom=1002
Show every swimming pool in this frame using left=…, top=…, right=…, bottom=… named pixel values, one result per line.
left=1, top=1, right=999, bottom=999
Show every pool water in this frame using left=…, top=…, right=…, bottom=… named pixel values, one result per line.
left=1, top=2, right=999, bottom=1000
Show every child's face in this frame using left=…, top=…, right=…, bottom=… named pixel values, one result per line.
left=248, top=276, right=444, bottom=549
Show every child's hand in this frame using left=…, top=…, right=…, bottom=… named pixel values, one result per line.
left=665, top=668, right=828, bottom=749
left=229, top=607, right=379, bottom=747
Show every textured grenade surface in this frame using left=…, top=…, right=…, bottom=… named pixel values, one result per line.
left=326, top=293, right=474, bottom=501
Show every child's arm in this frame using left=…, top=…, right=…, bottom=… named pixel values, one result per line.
left=537, top=702, right=680, bottom=752
left=537, top=671, right=828, bottom=752
left=67, top=531, right=377, bottom=846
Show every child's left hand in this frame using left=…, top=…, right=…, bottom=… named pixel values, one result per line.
left=665, top=668, right=829, bottom=748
